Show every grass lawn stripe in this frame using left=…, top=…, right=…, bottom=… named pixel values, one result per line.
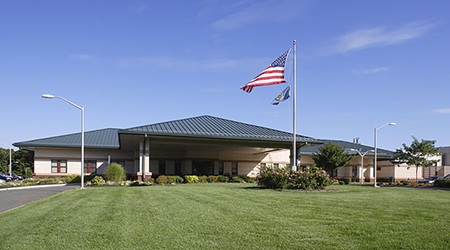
left=0, top=184, right=449, bottom=249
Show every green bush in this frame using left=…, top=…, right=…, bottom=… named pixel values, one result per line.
left=339, top=177, right=351, bottom=185
left=90, top=176, right=105, bottom=186
left=156, top=175, right=168, bottom=185
left=243, top=176, right=255, bottom=183
left=166, top=176, right=177, bottom=184
left=257, top=165, right=332, bottom=190
left=434, top=178, right=450, bottom=188
left=198, top=175, right=208, bottom=183
left=231, top=176, right=243, bottom=183
left=105, top=163, right=126, bottom=182
left=207, top=175, right=218, bottom=183
left=217, top=175, right=229, bottom=183
left=184, top=175, right=199, bottom=183
left=174, top=176, right=184, bottom=183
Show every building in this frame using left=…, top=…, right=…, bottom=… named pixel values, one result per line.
left=13, top=115, right=319, bottom=180
left=14, top=115, right=422, bottom=182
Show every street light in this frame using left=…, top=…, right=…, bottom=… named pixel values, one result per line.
left=374, top=122, right=396, bottom=187
left=350, top=148, right=375, bottom=183
left=42, top=94, right=85, bottom=189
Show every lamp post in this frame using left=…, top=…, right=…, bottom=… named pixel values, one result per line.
left=350, top=148, right=375, bottom=183
left=42, top=94, right=85, bottom=189
left=374, top=122, right=396, bottom=187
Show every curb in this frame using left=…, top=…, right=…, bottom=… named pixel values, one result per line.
left=0, top=183, right=74, bottom=192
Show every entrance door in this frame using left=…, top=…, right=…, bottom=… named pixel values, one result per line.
left=192, top=160, right=214, bottom=176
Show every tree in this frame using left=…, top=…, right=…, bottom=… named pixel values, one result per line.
left=312, top=143, right=353, bottom=177
left=391, top=136, right=440, bottom=182
left=0, top=148, right=34, bottom=176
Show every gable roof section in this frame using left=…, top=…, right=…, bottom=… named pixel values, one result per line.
left=121, top=115, right=318, bottom=143
left=13, top=128, right=120, bottom=149
left=299, top=139, right=394, bottom=158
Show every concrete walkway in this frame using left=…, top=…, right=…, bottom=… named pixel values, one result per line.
left=0, top=184, right=78, bottom=213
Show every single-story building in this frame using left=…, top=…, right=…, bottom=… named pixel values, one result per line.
left=14, top=115, right=319, bottom=180
left=13, top=115, right=424, bottom=182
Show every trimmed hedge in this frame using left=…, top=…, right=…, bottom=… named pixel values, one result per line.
left=434, top=178, right=450, bottom=188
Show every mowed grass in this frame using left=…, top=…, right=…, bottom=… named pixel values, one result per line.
left=1, top=184, right=449, bottom=250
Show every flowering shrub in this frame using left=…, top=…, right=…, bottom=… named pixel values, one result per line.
left=256, top=165, right=332, bottom=190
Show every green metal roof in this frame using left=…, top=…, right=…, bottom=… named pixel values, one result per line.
left=121, top=115, right=318, bottom=143
left=299, top=139, right=394, bottom=158
left=13, top=128, right=120, bottom=149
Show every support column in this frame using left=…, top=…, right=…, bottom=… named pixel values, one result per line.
left=138, top=137, right=152, bottom=181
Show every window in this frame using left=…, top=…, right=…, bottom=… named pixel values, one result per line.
left=84, top=160, right=97, bottom=174
left=274, top=163, right=279, bottom=168
left=218, top=162, right=224, bottom=175
left=51, top=160, right=67, bottom=173
left=175, top=160, right=182, bottom=176
left=159, top=161, right=166, bottom=175
left=232, top=162, right=238, bottom=175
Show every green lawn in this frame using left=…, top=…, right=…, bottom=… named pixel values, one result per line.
left=1, top=184, right=449, bottom=249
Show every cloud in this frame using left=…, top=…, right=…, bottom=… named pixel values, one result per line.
left=433, top=108, right=450, bottom=114
left=69, top=54, right=96, bottom=61
left=209, top=0, right=299, bottom=31
left=330, top=20, right=437, bottom=54
left=353, top=67, right=390, bottom=74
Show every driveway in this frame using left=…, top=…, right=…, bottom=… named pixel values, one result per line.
left=0, top=184, right=78, bottom=213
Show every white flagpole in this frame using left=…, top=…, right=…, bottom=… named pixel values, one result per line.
left=292, top=40, right=297, bottom=171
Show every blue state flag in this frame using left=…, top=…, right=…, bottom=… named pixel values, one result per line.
left=271, top=85, right=291, bottom=105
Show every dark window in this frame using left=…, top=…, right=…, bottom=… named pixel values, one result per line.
left=159, top=161, right=166, bottom=175
left=232, top=162, right=238, bottom=175
left=175, top=161, right=182, bottom=176
left=192, top=160, right=214, bottom=176
left=51, top=160, right=67, bottom=173
left=218, top=162, right=224, bottom=175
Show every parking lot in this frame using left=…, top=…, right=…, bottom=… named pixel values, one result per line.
left=0, top=184, right=77, bottom=213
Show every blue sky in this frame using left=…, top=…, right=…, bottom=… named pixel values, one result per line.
left=1, top=0, right=449, bottom=151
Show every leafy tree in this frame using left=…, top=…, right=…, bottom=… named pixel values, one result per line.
left=391, top=136, right=440, bottom=182
left=312, top=143, right=353, bottom=177
left=0, top=148, right=34, bottom=176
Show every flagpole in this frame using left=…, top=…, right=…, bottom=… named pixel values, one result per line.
left=292, top=40, right=297, bottom=171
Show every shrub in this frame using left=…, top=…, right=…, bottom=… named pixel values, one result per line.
left=166, top=176, right=177, bottom=184
left=231, top=176, right=243, bottom=183
left=105, top=163, right=126, bottom=182
left=257, top=165, right=332, bottom=190
left=198, top=175, right=208, bottom=183
left=434, top=178, right=450, bottom=188
left=146, top=177, right=155, bottom=185
left=184, top=175, right=199, bottom=183
left=207, top=175, right=218, bottom=183
left=217, top=175, right=229, bottom=183
left=243, top=176, right=255, bottom=183
left=339, top=177, right=351, bottom=185
left=174, top=176, right=184, bottom=183
left=90, top=176, right=105, bottom=186
left=156, top=175, right=168, bottom=185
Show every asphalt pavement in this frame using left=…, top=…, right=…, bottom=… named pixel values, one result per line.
left=0, top=184, right=78, bottom=213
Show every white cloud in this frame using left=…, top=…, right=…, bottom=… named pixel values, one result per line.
left=353, top=67, right=390, bottom=74
left=330, top=20, right=437, bottom=54
left=69, top=54, right=96, bottom=61
left=433, top=108, right=450, bottom=114
left=209, top=0, right=299, bottom=31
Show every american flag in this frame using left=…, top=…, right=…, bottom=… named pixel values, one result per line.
left=241, top=49, right=290, bottom=93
